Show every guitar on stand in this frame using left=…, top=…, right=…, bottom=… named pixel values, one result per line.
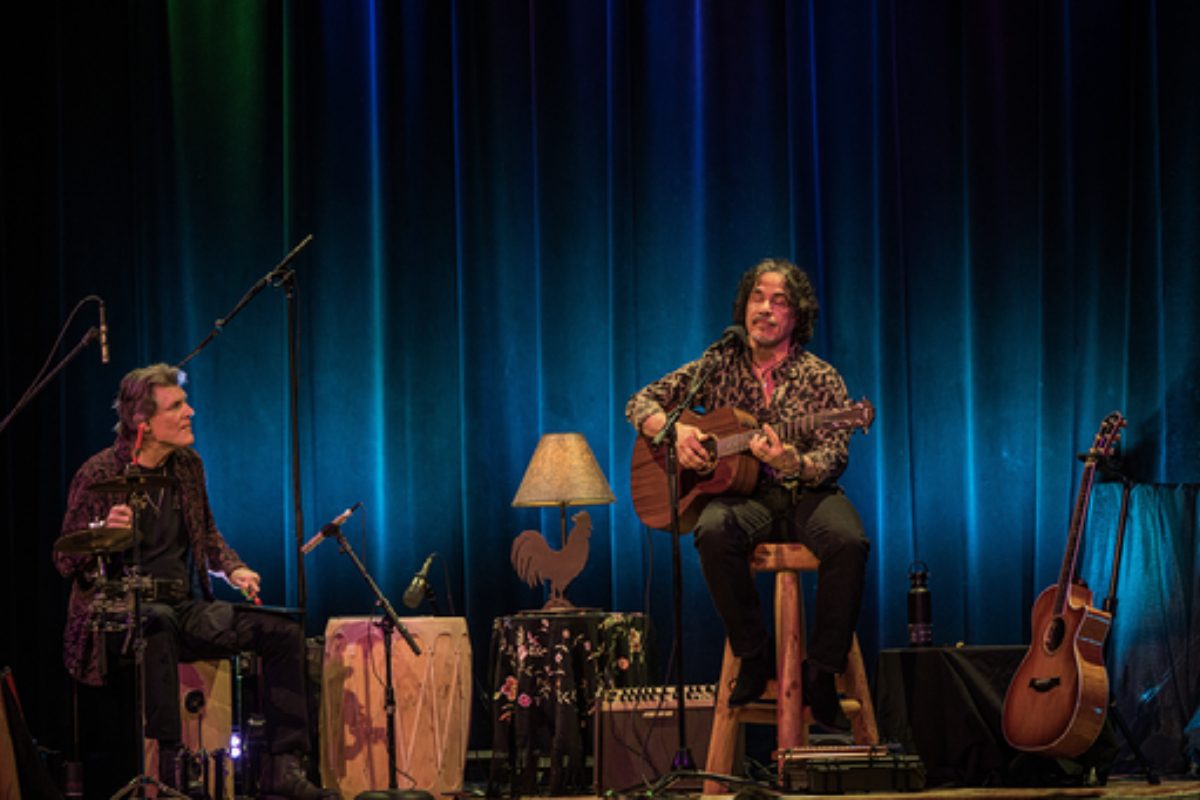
left=629, top=400, right=875, bottom=531
left=1002, top=411, right=1125, bottom=758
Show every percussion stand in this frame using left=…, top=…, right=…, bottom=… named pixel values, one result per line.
left=67, top=549, right=116, bottom=800
left=324, top=527, right=432, bottom=800
left=110, top=487, right=188, bottom=800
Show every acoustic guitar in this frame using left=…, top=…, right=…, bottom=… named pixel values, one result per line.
left=629, top=399, right=874, bottom=532
left=1001, top=411, right=1125, bottom=758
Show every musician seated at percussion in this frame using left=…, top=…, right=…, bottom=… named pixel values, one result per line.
left=625, top=258, right=869, bottom=726
left=54, top=363, right=337, bottom=799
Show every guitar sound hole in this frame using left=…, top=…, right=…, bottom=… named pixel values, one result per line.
left=1042, top=617, right=1065, bottom=653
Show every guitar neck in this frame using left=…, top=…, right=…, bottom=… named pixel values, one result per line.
left=714, top=414, right=824, bottom=458
left=1053, top=459, right=1099, bottom=615
left=1050, top=412, right=1125, bottom=615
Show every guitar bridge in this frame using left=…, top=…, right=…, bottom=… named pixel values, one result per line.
left=1028, top=676, right=1061, bottom=693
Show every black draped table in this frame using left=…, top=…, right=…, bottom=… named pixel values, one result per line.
left=875, top=645, right=1026, bottom=786
left=487, top=610, right=653, bottom=796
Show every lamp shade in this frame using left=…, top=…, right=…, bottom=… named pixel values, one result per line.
left=512, top=433, right=616, bottom=507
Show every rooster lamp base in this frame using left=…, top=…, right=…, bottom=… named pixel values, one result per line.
left=510, top=508, right=592, bottom=611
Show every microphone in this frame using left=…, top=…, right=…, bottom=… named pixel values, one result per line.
left=402, top=553, right=436, bottom=609
left=707, top=324, right=747, bottom=352
left=301, top=502, right=363, bottom=555
left=98, top=301, right=110, bottom=364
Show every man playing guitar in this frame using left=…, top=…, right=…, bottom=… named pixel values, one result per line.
left=626, top=258, right=869, bottom=726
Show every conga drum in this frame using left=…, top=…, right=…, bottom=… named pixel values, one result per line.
left=320, top=616, right=471, bottom=797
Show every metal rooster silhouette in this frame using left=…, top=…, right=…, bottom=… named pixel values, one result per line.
left=510, top=510, right=592, bottom=610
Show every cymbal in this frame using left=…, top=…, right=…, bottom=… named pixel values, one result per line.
left=53, top=525, right=140, bottom=554
left=89, top=473, right=176, bottom=493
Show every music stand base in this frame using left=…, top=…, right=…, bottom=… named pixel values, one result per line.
left=635, top=768, right=768, bottom=798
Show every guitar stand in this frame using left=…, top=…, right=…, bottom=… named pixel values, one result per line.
left=1096, top=465, right=1160, bottom=785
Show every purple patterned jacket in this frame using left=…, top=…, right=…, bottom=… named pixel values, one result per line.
left=55, top=440, right=247, bottom=685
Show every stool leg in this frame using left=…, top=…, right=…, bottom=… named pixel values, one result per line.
left=775, top=570, right=806, bottom=752
left=837, top=635, right=879, bottom=745
left=703, top=641, right=741, bottom=794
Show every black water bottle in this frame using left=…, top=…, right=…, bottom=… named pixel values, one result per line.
left=907, top=560, right=933, bottom=646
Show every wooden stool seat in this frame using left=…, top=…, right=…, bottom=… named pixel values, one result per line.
left=703, top=542, right=878, bottom=792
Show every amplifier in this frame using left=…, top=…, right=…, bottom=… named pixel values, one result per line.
left=598, top=683, right=717, bottom=711
left=593, top=684, right=733, bottom=793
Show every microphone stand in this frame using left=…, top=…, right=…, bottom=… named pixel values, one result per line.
left=325, top=526, right=430, bottom=799
left=0, top=322, right=100, bottom=436
left=175, top=235, right=313, bottom=613
left=640, top=346, right=757, bottom=794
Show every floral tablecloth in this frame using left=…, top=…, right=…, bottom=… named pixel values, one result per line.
left=487, top=610, right=653, bottom=795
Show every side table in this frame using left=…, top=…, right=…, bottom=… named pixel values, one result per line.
left=487, top=610, right=653, bottom=795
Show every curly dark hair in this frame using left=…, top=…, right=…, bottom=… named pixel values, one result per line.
left=731, top=257, right=819, bottom=346
left=112, top=362, right=187, bottom=443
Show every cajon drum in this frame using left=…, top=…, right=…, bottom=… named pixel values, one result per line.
left=144, top=658, right=234, bottom=798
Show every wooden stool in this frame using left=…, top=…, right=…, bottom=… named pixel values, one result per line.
left=703, top=543, right=878, bottom=792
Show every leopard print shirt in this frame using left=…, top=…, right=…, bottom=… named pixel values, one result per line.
left=625, top=344, right=851, bottom=486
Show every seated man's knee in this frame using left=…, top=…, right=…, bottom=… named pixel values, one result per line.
left=142, top=602, right=181, bottom=635
left=253, top=616, right=304, bottom=654
left=694, top=506, right=742, bottom=556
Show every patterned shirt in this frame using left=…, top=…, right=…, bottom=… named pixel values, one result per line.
left=54, top=440, right=247, bottom=685
left=625, top=343, right=851, bottom=487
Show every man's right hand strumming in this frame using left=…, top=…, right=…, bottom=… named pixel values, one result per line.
left=641, top=412, right=715, bottom=472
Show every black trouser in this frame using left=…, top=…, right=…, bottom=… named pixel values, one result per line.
left=694, top=484, right=869, bottom=673
left=138, top=600, right=310, bottom=754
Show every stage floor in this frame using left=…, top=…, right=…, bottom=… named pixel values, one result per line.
left=453, top=776, right=1200, bottom=799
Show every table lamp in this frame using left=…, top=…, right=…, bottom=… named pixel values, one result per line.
left=511, top=433, right=615, bottom=610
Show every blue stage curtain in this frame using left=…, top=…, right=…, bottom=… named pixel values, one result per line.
left=1083, top=484, right=1200, bottom=773
left=2, top=0, right=1198, bottom=771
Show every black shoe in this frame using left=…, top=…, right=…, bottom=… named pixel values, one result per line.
left=728, top=642, right=775, bottom=707
left=803, top=659, right=849, bottom=731
left=260, top=753, right=340, bottom=800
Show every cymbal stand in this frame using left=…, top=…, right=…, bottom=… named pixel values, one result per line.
left=68, top=546, right=126, bottom=798
left=110, top=487, right=188, bottom=799
left=62, top=545, right=121, bottom=800
left=88, top=551, right=115, bottom=681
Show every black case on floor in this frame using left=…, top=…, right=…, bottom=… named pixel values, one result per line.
left=780, top=749, right=926, bottom=793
